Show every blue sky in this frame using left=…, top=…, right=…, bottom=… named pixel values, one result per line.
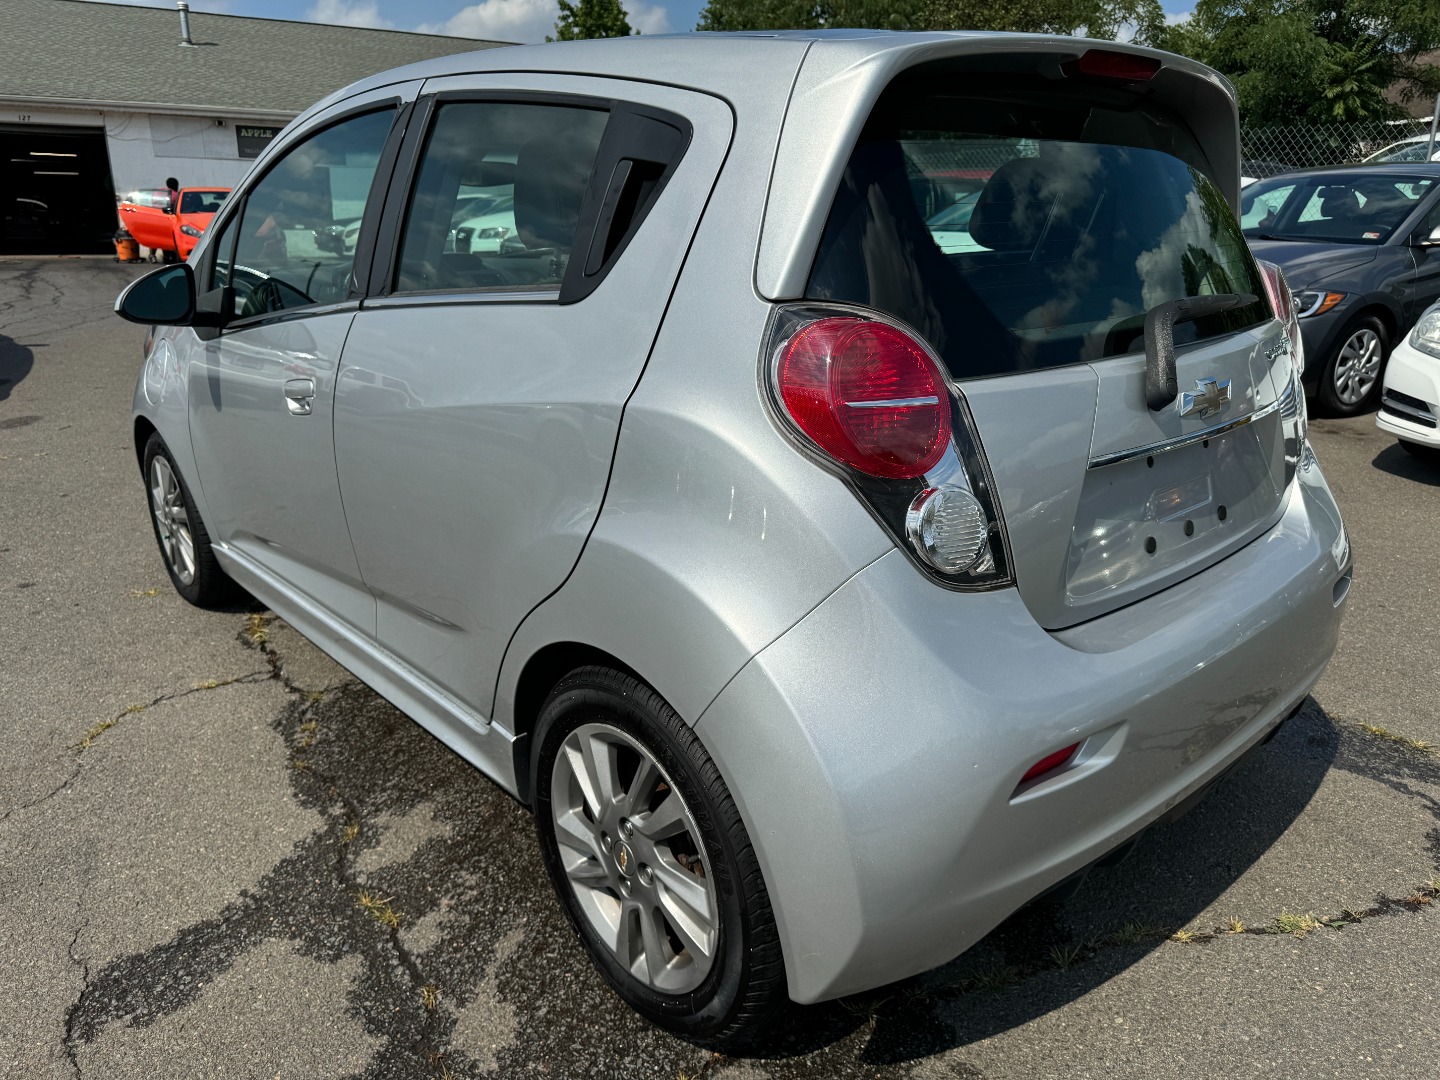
left=88, top=0, right=1196, bottom=48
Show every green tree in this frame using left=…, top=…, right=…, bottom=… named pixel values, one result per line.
left=918, top=0, right=1164, bottom=41
left=1160, top=0, right=1440, bottom=124
left=550, top=0, right=633, bottom=40
left=696, top=0, right=923, bottom=32
left=695, top=0, right=1161, bottom=35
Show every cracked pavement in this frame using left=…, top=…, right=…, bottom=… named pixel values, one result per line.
left=2, top=258, right=1439, bottom=1079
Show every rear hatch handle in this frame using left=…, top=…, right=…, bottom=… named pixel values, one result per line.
left=1145, top=293, right=1257, bottom=410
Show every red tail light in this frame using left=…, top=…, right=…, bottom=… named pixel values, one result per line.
left=776, top=317, right=951, bottom=480
left=1256, top=260, right=1304, bottom=370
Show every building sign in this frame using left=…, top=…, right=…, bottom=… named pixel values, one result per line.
left=236, top=124, right=280, bottom=160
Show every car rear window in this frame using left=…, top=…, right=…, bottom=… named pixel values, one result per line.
left=806, top=74, right=1268, bottom=380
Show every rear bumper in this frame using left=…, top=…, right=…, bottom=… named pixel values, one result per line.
left=697, top=453, right=1349, bottom=1004
left=1376, top=337, right=1440, bottom=447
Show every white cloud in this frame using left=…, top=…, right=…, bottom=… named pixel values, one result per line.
left=307, top=0, right=395, bottom=28
left=422, top=0, right=669, bottom=44
left=422, top=0, right=558, bottom=43
left=626, top=0, right=672, bottom=35
left=1165, top=9, right=1193, bottom=24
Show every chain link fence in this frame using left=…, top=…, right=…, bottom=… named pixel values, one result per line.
left=1240, top=118, right=1437, bottom=176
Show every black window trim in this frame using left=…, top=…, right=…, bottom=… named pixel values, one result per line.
left=195, top=96, right=410, bottom=336
left=367, top=88, right=692, bottom=307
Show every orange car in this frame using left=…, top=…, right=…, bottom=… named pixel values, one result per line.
left=118, top=187, right=230, bottom=260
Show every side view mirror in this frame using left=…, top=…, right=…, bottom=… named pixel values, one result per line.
left=115, top=263, right=197, bottom=325
left=1415, top=225, right=1440, bottom=248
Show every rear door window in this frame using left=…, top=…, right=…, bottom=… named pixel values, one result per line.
left=394, top=101, right=609, bottom=294
left=806, top=77, right=1268, bottom=380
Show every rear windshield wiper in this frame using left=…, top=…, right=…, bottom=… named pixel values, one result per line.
left=1144, top=293, right=1257, bottom=411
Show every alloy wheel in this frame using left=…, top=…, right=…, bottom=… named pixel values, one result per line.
left=549, top=722, right=719, bottom=995
left=1331, top=327, right=1382, bottom=405
left=150, top=455, right=196, bottom=585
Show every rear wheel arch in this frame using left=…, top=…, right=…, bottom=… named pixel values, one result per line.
left=510, top=641, right=645, bottom=806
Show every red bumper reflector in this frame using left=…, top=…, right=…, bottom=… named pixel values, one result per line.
left=1021, top=742, right=1081, bottom=783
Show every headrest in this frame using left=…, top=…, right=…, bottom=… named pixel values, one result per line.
left=968, top=159, right=1052, bottom=252
left=514, top=134, right=595, bottom=254
left=1320, top=188, right=1361, bottom=219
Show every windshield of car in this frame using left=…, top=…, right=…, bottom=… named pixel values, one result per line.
left=179, top=190, right=229, bottom=215
left=806, top=74, right=1267, bottom=379
left=1240, top=173, right=1434, bottom=243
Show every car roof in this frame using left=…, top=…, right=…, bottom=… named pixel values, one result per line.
left=1255, top=162, right=1440, bottom=181
left=311, top=30, right=1224, bottom=116
left=286, top=31, right=1245, bottom=300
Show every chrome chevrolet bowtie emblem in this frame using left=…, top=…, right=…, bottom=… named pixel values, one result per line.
left=1178, top=377, right=1232, bottom=419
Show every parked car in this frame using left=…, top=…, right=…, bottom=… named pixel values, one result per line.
left=116, top=33, right=1350, bottom=1042
left=118, top=187, right=231, bottom=260
left=1239, top=164, right=1440, bottom=415
left=1376, top=299, right=1440, bottom=454
left=1362, top=133, right=1440, bottom=164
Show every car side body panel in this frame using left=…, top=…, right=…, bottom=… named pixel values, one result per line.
left=493, top=57, right=894, bottom=739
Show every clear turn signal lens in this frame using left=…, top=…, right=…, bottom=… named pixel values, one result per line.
left=906, top=486, right=988, bottom=574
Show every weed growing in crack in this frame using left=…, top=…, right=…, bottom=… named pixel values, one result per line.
left=1271, top=912, right=1322, bottom=937
left=128, top=587, right=160, bottom=598
left=75, top=719, right=117, bottom=751
left=1357, top=723, right=1436, bottom=756
left=970, top=963, right=1021, bottom=993
left=358, top=891, right=403, bottom=930
left=1048, top=942, right=1084, bottom=970
left=420, top=984, right=441, bottom=1010
left=193, top=676, right=244, bottom=691
left=1106, top=921, right=1166, bottom=947
left=341, top=821, right=361, bottom=844
left=1224, top=917, right=1245, bottom=934
left=1169, top=929, right=1200, bottom=943
left=243, top=613, right=273, bottom=645
left=296, top=720, right=319, bottom=749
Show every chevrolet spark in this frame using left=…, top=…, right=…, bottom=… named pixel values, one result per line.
left=117, top=31, right=1351, bottom=1041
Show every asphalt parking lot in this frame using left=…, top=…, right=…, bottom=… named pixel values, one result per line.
left=2, top=257, right=1438, bottom=1080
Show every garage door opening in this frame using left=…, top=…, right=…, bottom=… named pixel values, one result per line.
left=1, top=126, right=117, bottom=255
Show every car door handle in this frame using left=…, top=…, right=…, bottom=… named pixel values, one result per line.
left=283, top=378, right=316, bottom=415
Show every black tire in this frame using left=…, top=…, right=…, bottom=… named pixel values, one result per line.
left=141, top=433, right=240, bottom=608
left=532, top=666, right=785, bottom=1045
left=1316, top=314, right=1388, bottom=418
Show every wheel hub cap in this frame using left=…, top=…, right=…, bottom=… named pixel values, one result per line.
left=550, top=722, right=719, bottom=995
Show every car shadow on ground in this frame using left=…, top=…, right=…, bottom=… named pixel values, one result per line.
left=1371, top=440, right=1440, bottom=485
left=0, top=334, right=36, bottom=406
left=64, top=632, right=1439, bottom=1078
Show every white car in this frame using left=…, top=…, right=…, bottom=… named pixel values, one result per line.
left=1377, top=301, right=1440, bottom=453
left=1363, top=132, right=1440, bottom=164
left=448, top=194, right=517, bottom=254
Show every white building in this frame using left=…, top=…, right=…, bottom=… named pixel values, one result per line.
left=1, top=0, right=506, bottom=253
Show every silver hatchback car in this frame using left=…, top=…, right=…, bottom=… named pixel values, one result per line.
left=118, top=31, right=1351, bottom=1042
